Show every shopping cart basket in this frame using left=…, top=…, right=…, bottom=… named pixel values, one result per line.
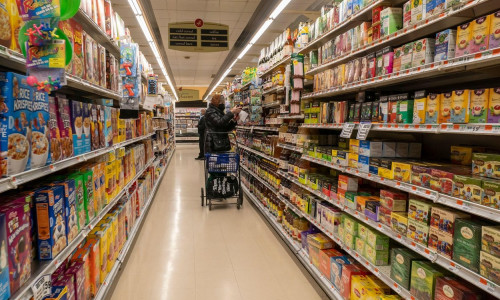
left=201, top=132, right=243, bottom=210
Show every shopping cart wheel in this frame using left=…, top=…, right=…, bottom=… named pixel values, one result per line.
left=201, top=188, right=204, bottom=206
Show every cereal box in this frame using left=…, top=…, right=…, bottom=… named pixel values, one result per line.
left=83, top=31, right=94, bottom=83
left=489, top=11, right=500, bottom=50
left=59, top=20, right=73, bottom=74
left=89, top=104, right=99, bottom=151
left=430, top=206, right=469, bottom=235
left=80, top=170, right=95, bottom=224
left=104, top=106, right=113, bottom=147
left=410, top=261, right=443, bottom=300
left=470, top=15, right=491, bottom=54
left=412, top=38, right=435, bottom=68
left=53, top=274, right=75, bottom=300
left=452, top=175, right=482, bottom=203
left=0, top=72, right=32, bottom=176
left=89, top=225, right=108, bottom=284
left=8, top=0, right=23, bottom=53
left=472, top=153, right=500, bottom=178
left=488, top=87, right=500, bottom=123
left=453, top=219, right=484, bottom=273
left=0, top=0, right=11, bottom=49
left=96, top=105, right=105, bottom=148
left=30, top=90, right=51, bottom=169
left=35, top=185, right=67, bottom=260
left=407, top=218, right=429, bottom=246
left=66, top=261, right=88, bottom=300
left=82, top=102, right=92, bottom=153
left=482, top=179, right=500, bottom=209
left=68, top=173, right=85, bottom=230
left=70, top=100, right=84, bottom=155
left=0, top=214, right=9, bottom=300
left=480, top=251, right=500, bottom=285
left=47, top=96, right=62, bottom=163
left=92, top=38, right=99, bottom=86
left=51, top=179, right=78, bottom=244
left=55, top=94, right=73, bottom=159
left=450, top=89, right=470, bottom=123
left=469, top=89, right=489, bottom=123
left=390, top=248, right=422, bottom=289
left=70, top=19, right=84, bottom=78
left=434, top=29, right=456, bottom=62
left=456, top=22, right=472, bottom=57
left=83, top=238, right=101, bottom=296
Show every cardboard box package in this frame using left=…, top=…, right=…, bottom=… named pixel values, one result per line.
left=407, top=218, right=430, bottom=246
left=453, top=219, right=484, bottom=273
left=340, top=264, right=370, bottom=299
left=480, top=251, right=500, bottom=285
left=488, top=87, right=500, bottom=123
left=456, top=22, right=472, bottom=57
left=434, top=29, right=456, bottom=62
left=472, top=153, right=500, bottom=179
left=390, top=248, right=422, bottom=289
left=412, top=38, right=435, bottom=68
left=452, top=175, right=482, bottom=203
left=391, top=212, right=408, bottom=236
left=470, top=15, right=491, bottom=54
left=482, top=226, right=500, bottom=257
left=482, top=179, right=500, bottom=209
left=489, top=11, right=500, bottom=49
left=410, top=261, right=443, bottom=300
left=425, top=93, right=440, bottom=124
left=430, top=206, right=469, bottom=235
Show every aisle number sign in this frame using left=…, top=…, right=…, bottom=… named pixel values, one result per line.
left=169, top=21, right=229, bottom=52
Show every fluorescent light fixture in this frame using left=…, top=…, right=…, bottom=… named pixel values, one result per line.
left=137, top=15, right=154, bottom=42
left=128, top=0, right=141, bottom=15
left=249, top=18, right=273, bottom=45
left=237, top=43, right=253, bottom=60
left=228, top=59, right=238, bottom=69
left=270, top=0, right=292, bottom=19
left=205, top=68, right=232, bottom=100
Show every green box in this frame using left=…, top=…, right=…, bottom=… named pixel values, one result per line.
left=355, top=237, right=365, bottom=254
left=364, top=244, right=389, bottom=266
left=358, top=223, right=371, bottom=241
left=80, top=170, right=95, bottom=224
left=407, top=218, right=429, bottom=246
left=397, top=99, right=414, bottom=124
left=472, top=152, right=500, bottom=178
left=453, top=219, right=484, bottom=273
left=343, top=215, right=358, bottom=236
left=390, top=248, right=422, bottom=290
left=344, top=231, right=355, bottom=249
left=482, top=179, right=500, bottom=209
left=408, top=198, right=432, bottom=225
left=410, top=261, right=443, bottom=300
left=381, top=7, right=403, bottom=37
left=453, top=175, right=483, bottom=204
left=345, top=192, right=358, bottom=211
left=68, top=173, right=85, bottom=230
left=366, top=229, right=389, bottom=251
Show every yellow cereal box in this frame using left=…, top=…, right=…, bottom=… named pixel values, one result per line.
left=426, top=93, right=441, bottom=124
left=89, top=225, right=109, bottom=284
left=439, top=92, right=453, bottom=123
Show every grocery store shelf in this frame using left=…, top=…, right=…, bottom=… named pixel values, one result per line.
left=305, top=0, right=500, bottom=76
left=241, top=81, right=252, bottom=91
left=259, top=56, right=291, bottom=78
left=262, top=86, right=285, bottom=96
left=239, top=145, right=280, bottom=163
left=236, top=125, right=279, bottom=132
left=73, top=10, right=120, bottom=58
left=277, top=143, right=304, bottom=153
left=262, top=101, right=281, bottom=108
left=301, top=123, right=500, bottom=135
left=242, top=185, right=343, bottom=300
left=278, top=114, right=304, bottom=119
left=10, top=156, right=158, bottom=300
left=303, top=48, right=500, bottom=99
left=0, top=133, right=155, bottom=194
left=153, top=127, right=168, bottom=131
left=175, top=136, right=199, bottom=141
left=240, top=164, right=279, bottom=195
left=94, top=150, right=174, bottom=300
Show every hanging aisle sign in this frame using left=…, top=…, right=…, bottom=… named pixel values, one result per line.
left=168, top=21, right=229, bottom=52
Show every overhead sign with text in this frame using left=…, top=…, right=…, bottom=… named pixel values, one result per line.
left=178, top=89, right=201, bottom=101
left=168, top=21, right=229, bottom=52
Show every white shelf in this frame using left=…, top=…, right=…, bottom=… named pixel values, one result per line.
left=10, top=156, right=158, bottom=300
left=0, top=133, right=155, bottom=194
left=236, top=125, right=279, bottom=132
left=277, top=143, right=303, bottom=153
left=278, top=114, right=304, bottom=119
left=262, top=101, right=281, bottom=108
left=262, top=87, right=285, bottom=96
left=240, top=165, right=279, bottom=195
left=239, top=145, right=280, bottom=163
left=258, top=56, right=291, bottom=78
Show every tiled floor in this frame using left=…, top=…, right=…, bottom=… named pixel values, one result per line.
left=109, top=144, right=328, bottom=300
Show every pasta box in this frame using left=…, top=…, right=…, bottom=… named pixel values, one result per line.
left=481, top=226, right=500, bottom=257
left=472, top=152, right=500, bottom=178
left=34, top=185, right=67, bottom=260
left=482, top=179, right=500, bottom=209
left=480, top=251, right=500, bottom=285
left=55, top=94, right=73, bottom=159
left=410, top=261, right=443, bottom=300
left=430, top=206, right=469, bottom=235
left=390, top=248, right=422, bottom=289
left=380, top=189, right=407, bottom=211
left=452, top=175, right=482, bottom=203
left=435, top=276, right=482, bottom=300
left=330, top=255, right=353, bottom=291
left=31, top=90, right=51, bottom=168
left=0, top=72, right=32, bottom=176
left=488, top=87, right=500, bottom=123
left=453, top=219, right=485, bottom=273
left=407, top=218, right=429, bottom=246
left=425, top=93, right=440, bottom=124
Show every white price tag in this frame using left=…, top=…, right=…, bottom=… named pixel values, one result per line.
left=340, top=123, right=356, bottom=138
left=356, top=123, right=372, bottom=140
left=32, top=275, right=52, bottom=300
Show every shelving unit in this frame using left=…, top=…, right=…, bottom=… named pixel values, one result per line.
left=259, top=56, right=291, bottom=78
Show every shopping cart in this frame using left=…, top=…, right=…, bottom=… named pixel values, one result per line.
left=201, top=132, right=243, bottom=210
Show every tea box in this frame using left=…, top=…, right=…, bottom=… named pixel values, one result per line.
left=453, top=219, right=484, bottom=272
left=358, top=223, right=370, bottom=240
left=411, top=0, right=425, bottom=25
left=355, top=237, right=365, bottom=254
left=410, top=261, right=443, bottom=300
left=470, top=15, right=491, bottom=53
left=338, top=175, right=359, bottom=192
left=344, top=231, right=355, bottom=249
left=364, top=243, right=389, bottom=265
left=389, top=98, right=398, bottom=123
left=456, top=22, right=472, bottom=57
left=468, top=89, right=489, bottom=123
left=392, top=161, right=411, bottom=183
left=401, top=42, right=414, bottom=70
left=403, top=1, right=411, bottom=28
left=395, top=142, right=408, bottom=158
left=330, top=255, right=353, bottom=290
left=407, top=218, right=429, bottom=246
left=308, top=233, right=334, bottom=249
left=378, top=158, right=394, bottom=179
left=486, top=86, right=500, bottom=123
left=365, top=201, right=381, bottom=222
left=359, top=140, right=383, bottom=157
left=393, top=46, right=402, bottom=72
left=435, top=277, right=482, bottom=300
left=381, top=7, right=402, bottom=37
left=439, top=92, right=453, bottom=123
left=412, top=38, right=435, bottom=68
left=413, top=90, right=427, bottom=124
left=425, top=93, right=440, bottom=124
left=379, top=206, right=392, bottom=227
left=472, top=153, right=500, bottom=178
left=429, top=165, right=469, bottom=195
left=482, top=179, right=500, bottom=208
left=435, top=29, right=456, bottom=62
left=431, top=227, right=453, bottom=258
left=480, top=251, right=500, bottom=285
left=411, top=163, right=433, bottom=188
left=382, top=142, right=396, bottom=157
left=430, top=206, right=469, bottom=235
left=391, top=212, right=408, bottom=236
left=481, top=226, right=500, bottom=257
left=450, top=145, right=484, bottom=165
left=343, top=215, right=358, bottom=236
left=489, top=11, right=500, bottom=49
left=380, top=189, right=407, bottom=211
left=318, top=248, right=343, bottom=280
left=366, top=229, right=390, bottom=250
left=351, top=275, right=386, bottom=299
left=369, top=157, right=380, bottom=175
left=452, top=175, right=482, bottom=203
left=408, top=142, right=422, bottom=158
left=340, top=264, right=370, bottom=299
left=390, top=248, right=422, bottom=289
left=396, top=99, right=414, bottom=123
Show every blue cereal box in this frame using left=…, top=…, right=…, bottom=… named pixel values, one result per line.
left=81, top=103, right=91, bottom=153
left=31, top=90, right=51, bottom=168
left=51, top=179, right=78, bottom=244
left=0, top=72, right=32, bottom=176
left=35, top=185, right=68, bottom=260
left=0, top=214, right=10, bottom=300
left=70, top=100, right=84, bottom=155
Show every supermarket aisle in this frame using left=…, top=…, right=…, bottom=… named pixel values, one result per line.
left=109, top=144, right=328, bottom=300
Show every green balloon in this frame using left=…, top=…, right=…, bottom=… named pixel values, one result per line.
left=60, top=0, right=81, bottom=21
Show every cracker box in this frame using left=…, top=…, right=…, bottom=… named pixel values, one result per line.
left=366, top=229, right=389, bottom=250
left=470, top=15, right=491, bottom=54
left=55, top=94, right=74, bottom=159
left=364, top=244, right=389, bottom=265
left=340, top=264, right=370, bottom=299
left=401, top=42, right=414, bottom=70
left=488, top=87, right=500, bottom=123
left=318, top=248, right=343, bottom=280
left=35, top=185, right=67, bottom=260
left=425, top=93, right=440, bottom=124
left=452, top=175, right=482, bottom=203
left=482, top=226, right=500, bottom=257
left=380, top=189, right=407, bottom=211
left=0, top=214, right=9, bottom=300
left=453, top=219, right=484, bottom=272
left=468, top=89, right=489, bottom=123
left=391, top=212, right=408, bottom=236
left=330, top=255, right=352, bottom=290
left=390, top=248, right=422, bottom=289
left=456, top=22, right=472, bottom=57
left=439, top=92, right=453, bottom=123
left=413, top=90, right=427, bottom=124
left=68, top=173, right=86, bottom=231
left=489, top=11, right=500, bottom=50
left=31, top=90, right=51, bottom=168
left=435, top=277, right=482, bottom=300
left=412, top=38, right=435, bottom=68
left=48, top=96, right=62, bottom=163
left=435, top=29, right=457, bottom=62
left=430, top=206, right=469, bottom=235
left=472, top=153, right=500, bottom=178
left=407, top=218, right=429, bottom=246
left=482, top=179, right=500, bottom=209
left=0, top=201, right=31, bottom=293
left=51, top=179, right=78, bottom=244
left=480, top=251, right=500, bottom=285
left=410, top=261, right=443, bottom=300
left=0, top=72, right=32, bottom=176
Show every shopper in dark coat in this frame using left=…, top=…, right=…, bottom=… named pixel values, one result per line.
left=195, top=108, right=207, bottom=160
left=204, top=95, right=241, bottom=153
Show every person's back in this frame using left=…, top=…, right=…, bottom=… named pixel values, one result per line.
left=195, top=109, right=207, bottom=160
left=204, top=95, right=241, bottom=153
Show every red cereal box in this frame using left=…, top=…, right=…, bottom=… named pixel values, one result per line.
left=70, top=19, right=84, bottom=78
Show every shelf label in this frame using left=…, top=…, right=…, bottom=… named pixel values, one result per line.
left=32, top=275, right=52, bottom=300
left=340, top=123, right=356, bottom=138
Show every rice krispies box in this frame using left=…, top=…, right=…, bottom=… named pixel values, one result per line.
left=0, top=214, right=10, bottom=300
left=51, top=179, right=78, bottom=244
left=0, top=72, right=32, bottom=176
left=34, top=185, right=68, bottom=260
left=55, top=94, right=74, bottom=159
left=0, top=201, right=31, bottom=293
left=48, top=97, right=62, bottom=162
left=31, top=90, right=51, bottom=168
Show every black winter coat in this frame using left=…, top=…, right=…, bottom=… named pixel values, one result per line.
left=197, top=116, right=206, bottom=135
left=204, top=103, right=237, bottom=153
